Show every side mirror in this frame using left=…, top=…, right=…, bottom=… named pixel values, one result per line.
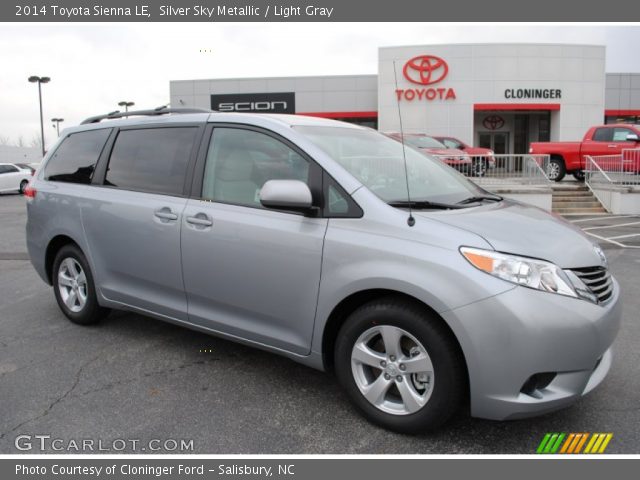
left=626, top=133, right=639, bottom=142
left=260, top=179, right=314, bottom=213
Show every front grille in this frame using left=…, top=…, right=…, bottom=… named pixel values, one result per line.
left=571, top=267, right=614, bottom=303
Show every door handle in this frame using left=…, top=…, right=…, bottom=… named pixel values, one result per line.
left=154, top=208, right=178, bottom=221
left=186, top=214, right=213, bottom=227
left=607, top=144, right=618, bottom=148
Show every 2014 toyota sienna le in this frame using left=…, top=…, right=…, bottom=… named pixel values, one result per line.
left=25, top=108, right=621, bottom=433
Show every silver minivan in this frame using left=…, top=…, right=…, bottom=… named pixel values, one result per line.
left=26, top=109, right=621, bottom=433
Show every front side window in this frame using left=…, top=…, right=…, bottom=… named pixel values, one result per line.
left=295, top=126, right=483, bottom=205
left=44, top=129, right=110, bottom=184
left=202, top=128, right=309, bottom=208
left=441, top=138, right=462, bottom=149
left=105, top=127, right=197, bottom=196
left=613, top=128, right=635, bottom=142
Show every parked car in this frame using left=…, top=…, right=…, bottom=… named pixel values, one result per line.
left=0, top=162, right=34, bottom=194
left=26, top=109, right=621, bottom=433
left=384, top=132, right=473, bottom=174
left=432, top=135, right=496, bottom=175
left=529, top=124, right=640, bottom=182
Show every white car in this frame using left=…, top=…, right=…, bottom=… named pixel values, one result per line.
left=0, top=163, right=33, bottom=194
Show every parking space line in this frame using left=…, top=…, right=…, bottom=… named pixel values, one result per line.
left=606, top=233, right=640, bottom=240
left=585, top=231, right=640, bottom=249
left=582, top=221, right=640, bottom=231
left=570, top=215, right=638, bottom=223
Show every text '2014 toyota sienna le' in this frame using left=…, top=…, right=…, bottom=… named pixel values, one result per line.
left=25, top=108, right=621, bottom=433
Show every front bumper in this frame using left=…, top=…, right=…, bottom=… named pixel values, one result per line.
left=441, top=278, right=622, bottom=420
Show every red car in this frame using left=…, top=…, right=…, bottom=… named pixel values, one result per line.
left=432, top=136, right=496, bottom=175
left=384, top=133, right=473, bottom=173
left=529, top=124, right=640, bottom=182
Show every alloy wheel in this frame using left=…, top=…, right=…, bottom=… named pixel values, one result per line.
left=57, top=258, right=88, bottom=313
left=351, top=325, right=435, bottom=415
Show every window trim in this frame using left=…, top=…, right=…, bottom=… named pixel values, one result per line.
left=190, top=123, right=326, bottom=217
left=91, top=123, right=205, bottom=198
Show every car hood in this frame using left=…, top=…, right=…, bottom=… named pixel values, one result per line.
left=464, top=147, right=492, bottom=155
left=416, top=199, right=604, bottom=269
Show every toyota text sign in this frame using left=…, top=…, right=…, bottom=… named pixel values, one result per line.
left=211, top=92, right=295, bottom=113
left=396, top=55, right=456, bottom=102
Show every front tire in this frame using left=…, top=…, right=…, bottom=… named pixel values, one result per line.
left=471, top=158, right=487, bottom=177
left=52, top=244, right=109, bottom=325
left=334, top=297, right=465, bottom=433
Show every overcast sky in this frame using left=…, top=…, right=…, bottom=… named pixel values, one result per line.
left=1, top=24, right=639, bottom=149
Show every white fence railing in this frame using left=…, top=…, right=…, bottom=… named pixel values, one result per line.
left=585, top=150, right=640, bottom=187
left=433, top=154, right=551, bottom=186
left=584, top=150, right=640, bottom=212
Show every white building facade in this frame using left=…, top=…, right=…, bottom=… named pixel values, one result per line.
left=170, top=43, right=640, bottom=155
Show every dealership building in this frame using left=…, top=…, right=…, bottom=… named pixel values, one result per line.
left=170, top=43, right=640, bottom=154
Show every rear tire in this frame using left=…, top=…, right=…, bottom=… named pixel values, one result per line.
left=334, top=297, right=465, bottom=433
left=547, top=157, right=566, bottom=182
left=572, top=170, right=585, bottom=182
left=52, top=244, right=109, bottom=325
left=19, top=180, right=28, bottom=194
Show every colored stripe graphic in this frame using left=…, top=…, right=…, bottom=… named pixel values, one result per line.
left=539, top=433, right=613, bottom=454
left=537, top=433, right=565, bottom=453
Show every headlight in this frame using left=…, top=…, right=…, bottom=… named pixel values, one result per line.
left=460, top=247, right=578, bottom=298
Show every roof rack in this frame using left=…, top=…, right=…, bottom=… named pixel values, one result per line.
left=80, top=106, right=214, bottom=125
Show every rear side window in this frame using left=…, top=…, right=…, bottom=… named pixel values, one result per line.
left=104, top=127, right=197, bottom=196
left=613, top=128, right=635, bottom=141
left=592, top=128, right=613, bottom=142
left=45, top=129, right=110, bottom=184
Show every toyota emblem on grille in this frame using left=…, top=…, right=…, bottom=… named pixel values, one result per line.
left=403, top=55, right=449, bottom=86
left=594, top=244, right=607, bottom=266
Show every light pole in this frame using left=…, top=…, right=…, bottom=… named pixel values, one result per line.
left=118, top=101, right=134, bottom=113
left=51, top=118, right=64, bottom=137
left=28, top=75, right=50, bottom=157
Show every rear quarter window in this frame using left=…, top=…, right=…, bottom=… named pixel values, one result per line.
left=44, top=129, right=111, bottom=184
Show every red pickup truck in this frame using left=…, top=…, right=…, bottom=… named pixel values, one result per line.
left=529, top=124, right=640, bottom=181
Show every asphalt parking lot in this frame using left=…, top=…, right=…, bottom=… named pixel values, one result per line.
left=1, top=194, right=639, bottom=454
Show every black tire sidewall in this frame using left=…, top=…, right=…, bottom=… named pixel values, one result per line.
left=335, top=299, right=464, bottom=433
left=19, top=180, right=28, bottom=194
left=549, top=158, right=566, bottom=182
left=52, top=245, right=105, bottom=325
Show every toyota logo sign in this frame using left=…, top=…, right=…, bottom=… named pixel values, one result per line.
left=403, top=55, right=449, bottom=86
left=483, top=115, right=505, bottom=130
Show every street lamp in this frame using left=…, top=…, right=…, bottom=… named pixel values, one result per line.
left=28, top=75, right=50, bottom=157
left=51, top=118, right=64, bottom=137
left=118, top=101, right=135, bottom=113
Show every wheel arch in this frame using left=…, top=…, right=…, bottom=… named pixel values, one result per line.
left=321, top=289, right=469, bottom=394
left=45, top=234, right=82, bottom=285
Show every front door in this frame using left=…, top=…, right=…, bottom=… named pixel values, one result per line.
left=478, top=132, right=509, bottom=154
left=181, top=126, right=327, bottom=355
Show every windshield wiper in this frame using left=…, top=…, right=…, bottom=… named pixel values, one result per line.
left=456, top=195, right=503, bottom=205
left=388, top=200, right=465, bottom=210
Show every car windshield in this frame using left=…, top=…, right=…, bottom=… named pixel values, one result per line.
left=295, top=126, right=484, bottom=205
left=402, top=136, right=445, bottom=149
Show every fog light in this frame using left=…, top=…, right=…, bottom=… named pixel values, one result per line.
left=521, top=372, right=557, bottom=398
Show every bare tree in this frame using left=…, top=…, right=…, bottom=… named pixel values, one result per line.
left=16, top=136, right=26, bottom=147
left=29, top=134, right=43, bottom=150
left=0, top=135, right=10, bottom=146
